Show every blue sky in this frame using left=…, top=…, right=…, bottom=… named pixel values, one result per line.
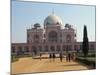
left=11, top=1, right=96, bottom=43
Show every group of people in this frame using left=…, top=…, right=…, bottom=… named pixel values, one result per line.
left=49, top=53, right=72, bottom=62
left=39, top=52, right=76, bottom=62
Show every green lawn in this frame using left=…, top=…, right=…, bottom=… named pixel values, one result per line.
left=11, top=54, right=33, bottom=62
left=76, top=51, right=96, bottom=69
left=11, top=54, right=18, bottom=62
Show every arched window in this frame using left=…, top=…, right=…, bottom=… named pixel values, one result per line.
left=66, top=34, right=71, bottom=43
left=38, top=46, right=42, bottom=52
left=27, top=34, right=30, bottom=38
left=46, top=22, right=50, bottom=25
left=67, top=45, right=72, bottom=51
left=34, top=34, right=39, bottom=43
left=44, top=34, right=45, bottom=38
left=50, top=46, right=55, bottom=51
left=12, top=46, right=15, bottom=53
left=44, top=45, right=48, bottom=51
left=18, top=46, right=22, bottom=52
left=56, top=22, right=60, bottom=25
left=48, top=31, right=57, bottom=43
left=32, top=46, right=37, bottom=55
left=63, top=45, right=67, bottom=51
left=34, top=34, right=39, bottom=39
left=24, top=46, right=29, bottom=52
left=74, top=45, right=78, bottom=50
left=56, top=45, right=60, bottom=51
left=17, top=46, right=23, bottom=55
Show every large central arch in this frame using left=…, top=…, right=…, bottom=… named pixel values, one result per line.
left=48, top=31, right=58, bottom=43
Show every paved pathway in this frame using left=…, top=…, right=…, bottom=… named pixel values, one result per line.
left=12, top=54, right=88, bottom=74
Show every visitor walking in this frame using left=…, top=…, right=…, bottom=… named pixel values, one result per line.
left=68, top=51, right=71, bottom=62
left=49, top=53, right=52, bottom=62
left=59, top=53, right=63, bottom=62
left=53, top=53, right=56, bottom=62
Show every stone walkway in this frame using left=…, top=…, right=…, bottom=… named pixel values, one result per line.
left=11, top=54, right=89, bottom=74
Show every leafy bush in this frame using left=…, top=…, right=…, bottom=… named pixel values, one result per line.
left=16, top=54, right=32, bottom=58
left=11, top=55, right=18, bottom=62
left=76, top=57, right=96, bottom=69
left=77, top=52, right=96, bottom=57
left=88, top=54, right=96, bottom=57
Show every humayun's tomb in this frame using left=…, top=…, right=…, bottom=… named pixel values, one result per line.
left=11, top=13, right=96, bottom=56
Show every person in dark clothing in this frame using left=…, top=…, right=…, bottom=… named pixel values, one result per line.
left=59, top=53, right=63, bottom=62
left=68, top=52, right=71, bottom=62
left=53, top=53, right=56, bottom=62
left=49, top=53, right=52, bottom=62
left=49, top=53, right=52, bottom=58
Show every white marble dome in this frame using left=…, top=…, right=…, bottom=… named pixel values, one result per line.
left=44, top=14, right=63, bottom=26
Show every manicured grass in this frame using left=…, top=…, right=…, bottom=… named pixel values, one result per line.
left=77, top=57, right=95, bottom=62
left=76, top=57, right=96, bottom=69
left=78, top=52, right=95, bottom=57
left=11, top=54, right=18, bottom=62
left=76, top=50, right=96, bottom=69
left=11, top=54, right=33, bottom=62
left=16, top=54, right=32, bottom=58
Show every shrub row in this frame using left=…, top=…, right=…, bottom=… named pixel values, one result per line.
left=76, top=57, right=96, bottom=69
left=11, top=55, right=18, bottom=62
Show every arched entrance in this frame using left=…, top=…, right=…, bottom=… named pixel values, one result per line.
left=48, top=31, right=57, bottom=43
left=17, top=46, right=24, bottom=55
left=34, top=34, right=40, bottom=43
left=32, top=46, right=37, bottom=55
left=44, top=45, right=48, bottom=52
left=56, top=45, right=61, bottom=52
left=50, top=46, right=55, bottom=53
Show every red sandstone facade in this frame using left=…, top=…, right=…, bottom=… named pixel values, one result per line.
left=11, top=14, right=96, bottom=55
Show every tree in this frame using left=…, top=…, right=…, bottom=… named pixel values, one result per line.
left=82, top=25, right=89, bottom=57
